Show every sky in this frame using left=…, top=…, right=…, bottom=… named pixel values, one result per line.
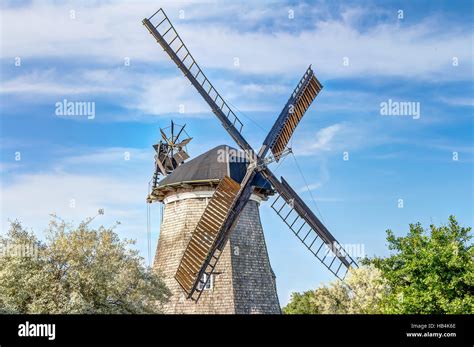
left=0, top=0, right=473, bottom=307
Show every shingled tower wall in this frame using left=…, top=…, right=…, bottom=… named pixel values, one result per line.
left=153, top=188, right=281, bottom=314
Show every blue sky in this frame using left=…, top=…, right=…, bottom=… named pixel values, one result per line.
left=0, top=0, right=473, bottom=306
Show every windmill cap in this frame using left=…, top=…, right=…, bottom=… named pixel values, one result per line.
left=157, top=145, right=271, bottom=191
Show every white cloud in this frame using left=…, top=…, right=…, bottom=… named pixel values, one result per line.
left=1, top=1, right=471, bottom=80
left=1, top=173, right=143, bottom=222
left=438, top=97, right=474, bottom=107
left=0, top=146, right=159, bottom=264
left=131, top=75, right=213, bottom=116
left=293, top=121, right=383, bottom=157
left=308, top=124, right=342, bottom=152
left=296, top=158, right=330, bottom=192
left=0, top=67, right=286, bottom=118
left=0, top=162, right=21, bottom=173
left=172, top=18, right=472, bottom=80
left=58, top=147, right=152, bottom=170
left=300, top=182, right=322, bottom=192
left=0, top=67, right=212, bottom=116
left=2, top=1, right=472, bottom=124
left=313, top=197, right=344, bottom=202
left=0, top=69, right=125, bottom=95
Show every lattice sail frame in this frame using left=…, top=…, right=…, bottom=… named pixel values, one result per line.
left=270, top=178, right=358, bottom=280
left=143, top=9, right=244, bottom=133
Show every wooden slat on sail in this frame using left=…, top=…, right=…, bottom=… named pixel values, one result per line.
left=174, top=176, right=240, bottom=295
left=271, top=74, right=323, bottom=160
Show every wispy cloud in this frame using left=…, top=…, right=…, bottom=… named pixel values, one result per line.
left=0, top=69, right=125, bottom=95
left=293, top=122, right=375, bottom=156
left=2, top=1, right=472, bottom=127
left=0, top=67, right=284, bottom=118
left=1, top=1, right=472, bottom=80
left=296, top=158, right=330, bottom=192
left=438, top=97, right=474, bottom=107
left=0, top=146, right=158, bottom=263
left=307, top=124, right=343, bottom=152
left=299, top=182, right=322, bottom=192
left=0, top=162, right=21, bottom=173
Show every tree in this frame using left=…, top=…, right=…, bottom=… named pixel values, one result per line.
left=283, top=216, right=473, bottom=314
left=0, top=218, right=170, bottom=314
left=367, top=216, right=473, bottom=314
left=283, top=266, right=388, bottom=314
left=283, top=290, right=320, bottom=314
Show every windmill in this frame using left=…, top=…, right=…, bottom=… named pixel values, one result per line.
left=143, top=8, right=358, bottom=304
left=150, top=121, right=192, bottom=190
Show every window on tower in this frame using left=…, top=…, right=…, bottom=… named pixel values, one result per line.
left=197, top=273, right=214, bottom=291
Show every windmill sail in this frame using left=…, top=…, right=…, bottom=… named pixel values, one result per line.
left=262, top=170, right=357, bottom=279
left=143, top=9, right=253, bottom=154
left=260, top=66, right=323, bottom=160
left=175, top=176, right=240, bottom=299
left=175, top=166, right=257, bottom=300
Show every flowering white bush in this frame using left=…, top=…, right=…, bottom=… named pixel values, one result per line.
left=284, top=266, right=389, bottom=314
left=0, top=219, right=170, bottom=314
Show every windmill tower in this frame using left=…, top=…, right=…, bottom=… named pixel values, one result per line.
left=144, top=8, right=358, bottom=313
left=149, top=141, right=280, bottom=313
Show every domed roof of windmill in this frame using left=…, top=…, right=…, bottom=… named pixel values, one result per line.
left=149, top=145, right=273, bottom=202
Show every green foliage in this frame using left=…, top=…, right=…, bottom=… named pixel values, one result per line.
left=283, top=290, right=320, bottom=314
left=366, top=216, right=473, bottom=314
left=284, top=216, right=473, bottom=314
left=0, top=219, right=170, bottom=314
